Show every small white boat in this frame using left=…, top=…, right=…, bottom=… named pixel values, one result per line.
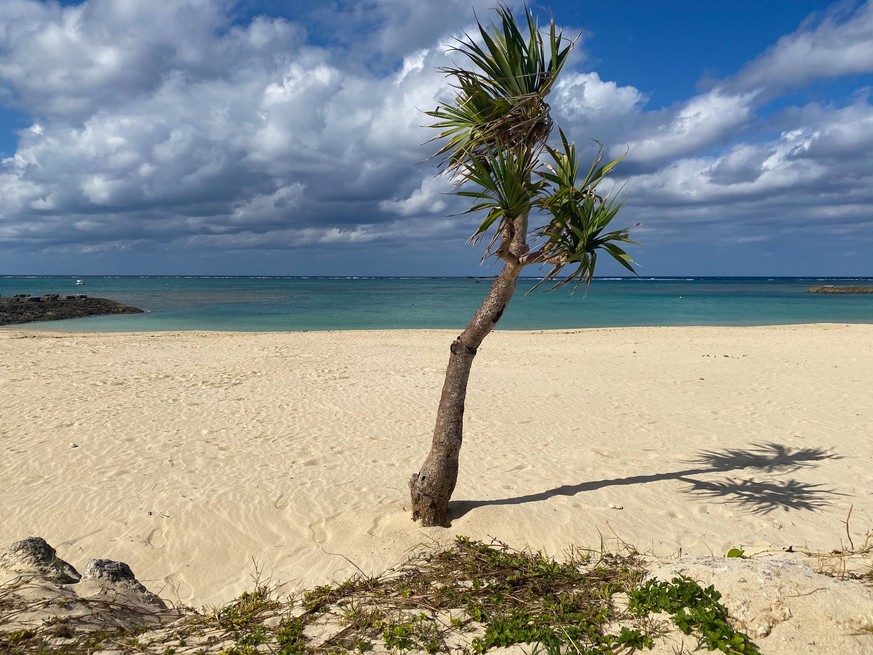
left=76, top=279, right=84, bottom=286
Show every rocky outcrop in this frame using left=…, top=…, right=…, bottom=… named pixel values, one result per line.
left=77, top=558, right=168, bottom=608
left=807, top=286, right=873, bottom=294
left=0, top=295, right=143, bottom=326
left=0, top=536, right=80, bottom=583
left=82, top=559, right=145, bottom=587
left=0, top=537, right=182, bottom=643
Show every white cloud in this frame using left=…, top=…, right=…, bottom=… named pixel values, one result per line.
left=622, top=97, right=873, bottom=246
left=620, top=89, right=758, bottom=164
left=229, top=183, right=306, bottom=226
left=380, top=174, right=451, bottom=217
left=303, top=0, right=519, bottom=64
left=395, top=49, right=429, bottom=86
left=0, top=0, right=244, bottom=119
left=554, top=72, right=645, bottom=123
left=0, top=0, right=870, bottom=274
left=0, top=0, right=471, bottom=256
left=734, top=1, right=873, bottom=93
left=550, top=71, right=646, bottom=152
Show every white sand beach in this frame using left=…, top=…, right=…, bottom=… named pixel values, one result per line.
left=1, top=325, right=872, bottom=650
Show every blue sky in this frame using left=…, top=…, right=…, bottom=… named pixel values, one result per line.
left=0, top=0, right=871, bottom=276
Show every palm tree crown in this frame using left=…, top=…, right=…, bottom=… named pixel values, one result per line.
left=427, top=3, right=636, bottom=288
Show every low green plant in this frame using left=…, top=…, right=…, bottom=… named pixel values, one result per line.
left=275, top=616, right=307, bottom=655
left=381, top=613, right=442, bottom=653
left=215, top=585, right=280, bottom=632
left=1, top=538, right=766, bottom=655
left=303, top=585, right=339, bottom=613
left=628, top=575, right=760, bottom=654
left=1, top=629, right=34, bottom=645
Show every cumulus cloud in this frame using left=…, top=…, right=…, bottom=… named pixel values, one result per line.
left=593, top=1, right=873, bottom=267
left=622, top=96, right=873, bottom=250
left=551, top=71, right=646, bottom=148
left=0, top=0, right=246, bottom=120
left=618, top=89, right=758, bottom=165
left=379, top=174, right=451, bottom=217
left=0, top=0, right=467, bottom=258
left=0, top=0, right=870, bottom=274
left=733, top=1, right=873, bottom=94
left=301, top=0, right=520, bottom=65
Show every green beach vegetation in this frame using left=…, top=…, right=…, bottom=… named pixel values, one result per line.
left=1, top=538, right=764, bottom=654
left=408, top=4, right=637, bottom=527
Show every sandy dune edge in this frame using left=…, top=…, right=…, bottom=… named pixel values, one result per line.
left=1, top=325, right=872, bottom=651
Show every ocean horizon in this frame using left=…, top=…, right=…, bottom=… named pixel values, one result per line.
left=2, top=275, right=872, bottom=332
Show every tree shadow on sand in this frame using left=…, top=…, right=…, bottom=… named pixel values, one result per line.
left=451, top=442, right=845, bottom=520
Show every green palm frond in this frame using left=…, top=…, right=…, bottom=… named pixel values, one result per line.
left=533, top=194, right=637, bottom=292
left=532, top=142, right=637, bottom=292
left=540, top=130, right=623, bottom=196
left=456, top=145, right=542, bottom=248
left=427, top=3, right=573, bottom=172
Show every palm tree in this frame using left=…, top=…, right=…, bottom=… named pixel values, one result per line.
left=408, top=4, right=637, bottom=527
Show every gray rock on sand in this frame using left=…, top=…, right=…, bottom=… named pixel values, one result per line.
left=1, top=537, right=177, bottom=638
left=77, top=558, right=167, bottom=608
left=82, top=559, right=146, bottom=589
left=0, top=536, right=81, bottom=583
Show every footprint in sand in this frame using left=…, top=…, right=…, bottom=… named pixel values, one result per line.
left=273, top=493, right=289, bottom=510
left=366, top=513, right=390, bottom=537
left=144, top=528, right=167, bottom=548
left=308, top=518, right=327, bottom=544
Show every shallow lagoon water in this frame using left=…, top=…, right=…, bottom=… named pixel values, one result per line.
left=2, top=276, right=871, bottom=331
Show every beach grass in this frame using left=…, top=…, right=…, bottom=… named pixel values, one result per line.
left=0, top=538, right=770, bottom=655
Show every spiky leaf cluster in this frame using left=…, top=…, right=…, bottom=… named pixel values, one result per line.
left=429, top=3, right=637, bottom=287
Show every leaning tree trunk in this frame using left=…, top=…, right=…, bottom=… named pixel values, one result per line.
left=409, top=259, right=523, bottom=526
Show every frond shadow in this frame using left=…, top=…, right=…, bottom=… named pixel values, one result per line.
left=689, top=442, right=841, bottom=474
left=678, top=476, right=845, bottom=515
left=451, top=441, right=842, bottom=521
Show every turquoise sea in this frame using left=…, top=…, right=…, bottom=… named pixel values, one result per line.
left=1, top=276, right=872, bottom=332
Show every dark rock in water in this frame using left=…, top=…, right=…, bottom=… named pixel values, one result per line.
left=0, top=294, right=143, bottom=326
left=0, top=536, right=81, bottom=583
left=807, top=285, right=873, bottom=294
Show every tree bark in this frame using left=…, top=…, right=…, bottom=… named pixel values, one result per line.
left=409, top=258, right=523, bottom=526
